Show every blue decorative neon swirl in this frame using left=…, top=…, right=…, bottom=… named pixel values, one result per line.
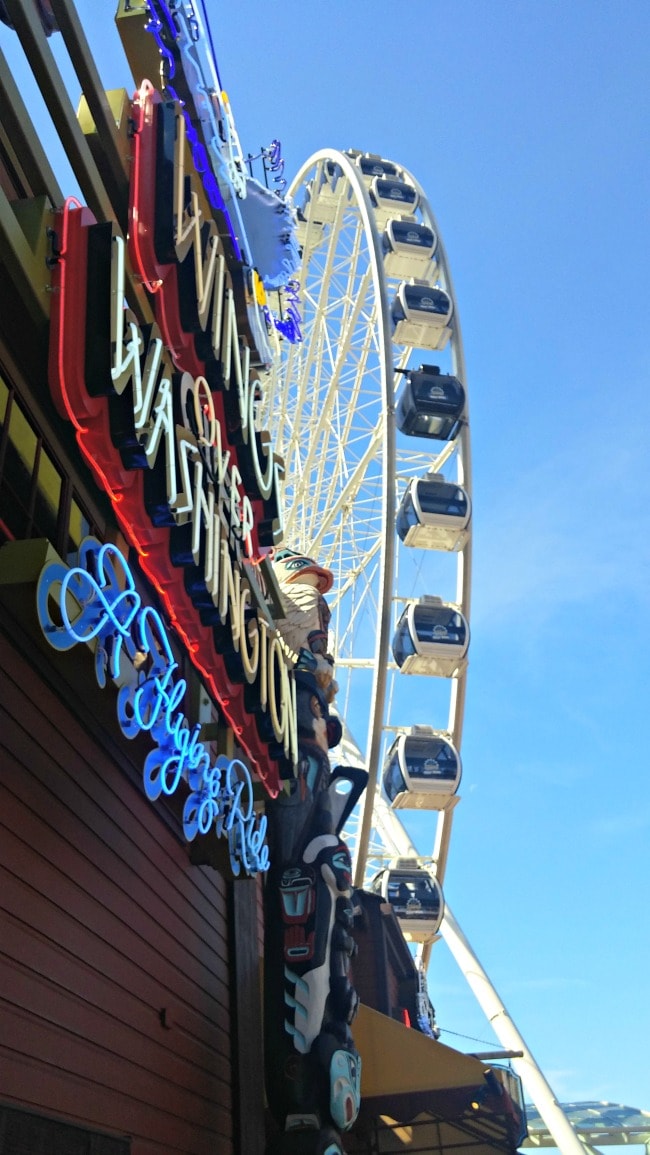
left=37, top=538, right=270, bottom=876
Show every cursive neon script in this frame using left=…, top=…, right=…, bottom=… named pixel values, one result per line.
left=36, top=538, right=269, bottom=876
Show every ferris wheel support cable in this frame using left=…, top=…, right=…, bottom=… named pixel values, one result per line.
left=440, top=907, right=587, bottom=1155
left=395, top=439, right=458, bottom=484
left=336, top=289, right=380, bottom=445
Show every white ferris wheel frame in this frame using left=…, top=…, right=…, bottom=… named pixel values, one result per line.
left=265, top=148, right=472, bottom=887
left=266, top=147, right=585, bottom=1154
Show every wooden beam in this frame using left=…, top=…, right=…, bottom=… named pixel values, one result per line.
left=0, top=44, right=62, bottom=204
left=0, top=189, right=52, bottom=326
left=230, top=880, right=266, bottom=1155
left=77, top=88, right=132, bottom=236
left=3, top=0, right=115, bottom=224
left=50, top=0, right=131, bottom=229
left=114, top=0, right=163, bottom=92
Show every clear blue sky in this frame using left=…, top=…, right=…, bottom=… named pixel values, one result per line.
left=217, top=2, right=650, bottom=1127
left=5, top=0, right=649, bottom=1138
left=215, top=3, right=650, bottom=1126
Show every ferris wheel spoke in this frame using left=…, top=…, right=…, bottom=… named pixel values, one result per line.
left=284, top=269, right=376, bottom=542
left=395, top=437, right=458, bottom=480
left=333, top=557, right=381, bottom=655
left=338, top=326, right=381, bottom=453
left=276, top=195, right=350, bottom=445
left=307, top=424, right=383, bottom=556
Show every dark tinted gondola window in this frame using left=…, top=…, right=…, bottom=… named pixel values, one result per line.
left=412, top=372, right=464, bottom=413
left=360, top=157, right=398, bottom=178
left=412, top=605, right=466, bottom=646
left=392, top=616, right=417, bottom=666
left=324, top=161, right=342, bottom=180
left=374, top=179, right=417, bottom=205
left=403, top=736, right=457, bottom=782
left=383, top=750, right=408, bottom=802
left=387, top=878, right=411, bottom=909
left=403, top=284, right=449, bottom=315
left=387, top=876, right=441, bottom=918
left=396, top=490, right=418, bottom=538
left=390, top=221, right=434, bottom=249
left=417, top=482, right=467, bottom=518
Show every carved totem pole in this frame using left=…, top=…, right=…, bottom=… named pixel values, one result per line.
left=264, top=550, right=367, bottom=1154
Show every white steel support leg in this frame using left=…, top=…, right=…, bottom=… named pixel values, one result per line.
left=440, top=905, right=588, bottom=1155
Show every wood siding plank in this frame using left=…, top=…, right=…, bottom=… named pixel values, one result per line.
left=0, top=627, right=239, bottom=1154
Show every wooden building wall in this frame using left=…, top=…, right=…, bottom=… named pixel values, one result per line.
left=0, top=628, right=236, bottom=1155
left=0, top=4, right=272, bottom=1148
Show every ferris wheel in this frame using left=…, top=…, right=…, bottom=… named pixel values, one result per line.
left=262, top=147, right=471, bottom=916
left=264, top=148, right=587, bottom=1155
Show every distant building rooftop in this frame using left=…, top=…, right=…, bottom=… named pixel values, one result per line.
left=523, top=1101, right=650, bottom=1147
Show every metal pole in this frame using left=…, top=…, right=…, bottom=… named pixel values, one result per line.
left=440, top=905, right=587, bottom=1155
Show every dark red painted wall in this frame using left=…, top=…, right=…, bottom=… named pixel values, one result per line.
left=0, top=630, right=234, bottom=1155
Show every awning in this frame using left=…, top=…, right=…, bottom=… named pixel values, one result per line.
left=351, top=1006, right=527, bottom=1152
left=353, top=1004, right=489, bottom=1096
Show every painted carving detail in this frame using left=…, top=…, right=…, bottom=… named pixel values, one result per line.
left=264, top=550, right=366, bottom=1152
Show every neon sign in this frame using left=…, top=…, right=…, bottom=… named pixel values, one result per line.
left=139, top=1, right=302, bottom=341
left=48, top=87, right=301, bottom=796
left=143, top=0, right=248, bottom=259
left=264, top=139, right=287, bottom=195
left=270, top=278, right=302, bottom=344
left=36, top=538, right=270, bottom=876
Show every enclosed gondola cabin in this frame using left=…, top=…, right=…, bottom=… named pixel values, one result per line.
left=396, top=474, right=470, bottom=551
left=370, top=861, right=444, bottom=944
left=392, top=597, right=469, bottom=677
left=295, top=204, right=324, bottom=247
left=369, top=177, right=419, bottom=226
left=383, top=218, right=438, bottom=279
left=391, top=280, right=453, bottom=350
left=382, top=728, right=461, bottom=810
left=396, top=364, right=465, bottom=442
left=304, top=160, right=346, bottom=224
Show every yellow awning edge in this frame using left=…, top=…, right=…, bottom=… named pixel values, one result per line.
left=353, top=1004, right=489, bottom=1098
